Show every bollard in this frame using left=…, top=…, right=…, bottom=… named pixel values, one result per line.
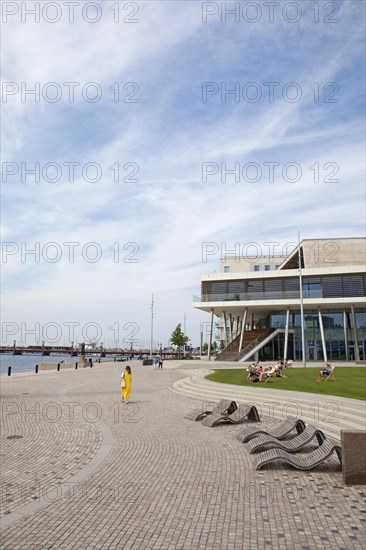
left=35, top=364, right=39, bottom=374
left=75, top=362, right=78, bottom=369
left=114, top=357, right=116, bottom=362
left=7, top=366, right=11, bottom=376
left=57, top=363, right=60, bottom=372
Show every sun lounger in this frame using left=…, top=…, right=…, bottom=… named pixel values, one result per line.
left=263, top=368, right=287, bottom=382
left=247, top=425, right=326, bottom=453
left=236, top=416, right=306, bottom=443
left=202, top=404, right=260, bottom=427
left=254, top=437, right=342, bottom=470
left=185, top=400, right=237, bottom=421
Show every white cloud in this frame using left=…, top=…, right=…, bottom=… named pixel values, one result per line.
left=1, top=0, right=365, bottom=346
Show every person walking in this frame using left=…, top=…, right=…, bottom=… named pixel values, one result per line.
left=121, top=365, right=132, bottom=403
left=158, top=357, right=163, bottom=369
left=153, top=356, right=158, bottom=370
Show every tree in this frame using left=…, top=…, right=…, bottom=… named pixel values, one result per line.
left=170, top=323, right=190, bottom=358
left=202, top=342, right=217, bottom=354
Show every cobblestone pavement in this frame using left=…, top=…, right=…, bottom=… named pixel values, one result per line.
left=0, top=362, right=365, bottom=549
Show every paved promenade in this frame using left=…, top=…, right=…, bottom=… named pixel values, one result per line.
left=0, top=361, right=365, bottom=549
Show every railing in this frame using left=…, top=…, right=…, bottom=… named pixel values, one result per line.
left=194, top=291, right=301, bottom=302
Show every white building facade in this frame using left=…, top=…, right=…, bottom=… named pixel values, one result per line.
left=193, top=238, right=366, bottom=362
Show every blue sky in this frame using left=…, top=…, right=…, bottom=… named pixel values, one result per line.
left=1, top=0, right=365, bottom=348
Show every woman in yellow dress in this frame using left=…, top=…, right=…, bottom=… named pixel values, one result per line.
left=121, top=365, right=132, bottom=403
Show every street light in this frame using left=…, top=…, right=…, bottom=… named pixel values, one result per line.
left=298, top=231, right=306, bottom=368
left=150, top=294, right=154, bottom=359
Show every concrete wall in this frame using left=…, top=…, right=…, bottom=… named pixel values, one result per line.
left=302, top=238, right=366, bottom=268
left=219, top=255, right=287, bottom=273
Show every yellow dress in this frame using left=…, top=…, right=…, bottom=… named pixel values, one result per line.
left=121, top=372, right=132, bottom=400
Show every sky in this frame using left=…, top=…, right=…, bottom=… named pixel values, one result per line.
left=1, top=0, right=365, bottom=349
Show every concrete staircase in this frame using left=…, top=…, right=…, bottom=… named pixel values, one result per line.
left=216, top=328, right=275, bottom=362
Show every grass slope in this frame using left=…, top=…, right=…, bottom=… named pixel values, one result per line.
left=205, top=367, right=366, bottom=401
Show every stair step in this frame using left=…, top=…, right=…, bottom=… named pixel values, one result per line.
left=171, top=372, right=366, bottom=436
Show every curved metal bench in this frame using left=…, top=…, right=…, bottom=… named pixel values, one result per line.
left=202, top=404, right=260, bottom=427
left=254, top=438, right=342, bottom=470
left=185, top=400, right=237, bottom=422
left=247, top=425, right=326, bottom=453
left=236, top=416, right=306, bottom=442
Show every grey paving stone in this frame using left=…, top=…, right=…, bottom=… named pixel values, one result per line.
left=0, top=362, right=365, bottom=549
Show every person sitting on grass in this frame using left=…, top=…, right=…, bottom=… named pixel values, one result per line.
left=317, top=362, right=334, bottom=381
left=246, top=362, right=263, bottom=382
left=276, top=361, right=285, bottom=372
left=259, top=364, right=279, bottom=382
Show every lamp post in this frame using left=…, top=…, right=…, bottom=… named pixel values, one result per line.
left=298, top=231, right=306, bottom=368
left=150, top=294, right=154, bottom=359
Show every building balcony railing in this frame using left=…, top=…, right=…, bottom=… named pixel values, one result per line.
left=193, top=291, right=302, bottom=303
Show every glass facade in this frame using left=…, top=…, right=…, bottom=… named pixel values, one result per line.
left=266, top=309, right=366, bottom=361
left=201, top=274, right=366, bottom=302
left=198, top=269, right=366, bottom=361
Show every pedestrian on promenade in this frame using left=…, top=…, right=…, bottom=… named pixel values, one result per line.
left=158, top=357, right=163, bottom=369
left=153, top=356, right=158, bottom=369
left=121, top=365, right=132, bottom=403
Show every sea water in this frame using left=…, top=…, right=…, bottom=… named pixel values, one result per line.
left=0, top=354, right=118, bottom=375
left=0, top=354, right=83, bottom=375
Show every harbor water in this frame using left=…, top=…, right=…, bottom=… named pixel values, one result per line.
left=0, top=354, right=110, bottom=375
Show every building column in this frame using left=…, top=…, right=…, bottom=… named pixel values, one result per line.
left=318, top=309, right=327, bottom=363
left=284, top=309, right=290, bottom=361
left=228, top=314, right=233, bottom=343
left=343, top=310, right=349, bottom=361
left=222, top=311, right=228, bottom=347
left=238, top=309, right=248, bottom=352
left=232, top=316, right=237, bottom=339
left=208, top=309, right=214, bottom=361
left=235, top=315, right=240, bottom=338
left=351, top=305, right=360, bottom=361
left=219, top=312, right=226, bottom=345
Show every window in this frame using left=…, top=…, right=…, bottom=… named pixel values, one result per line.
left=264, top=279, right=282, bottom=298
left=223, top=266, right=230, bottom=273
left=264, top=265, right=270, bottom=271
left=283, top=278, right=300, bottom=299
left=254, top=265, right=260, bottom=272
left=303, top=279, right=321, bottom=298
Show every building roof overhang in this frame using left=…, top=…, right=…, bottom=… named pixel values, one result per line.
left=192, top=296, right=366, bottom=315
left=200, top=265, right=366, bottom=282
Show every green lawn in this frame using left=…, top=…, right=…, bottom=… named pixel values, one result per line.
left=205, top=367, right=366, bottom=401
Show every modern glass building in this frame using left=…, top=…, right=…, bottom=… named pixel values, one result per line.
left=193, top=238, right=366, bottom=362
